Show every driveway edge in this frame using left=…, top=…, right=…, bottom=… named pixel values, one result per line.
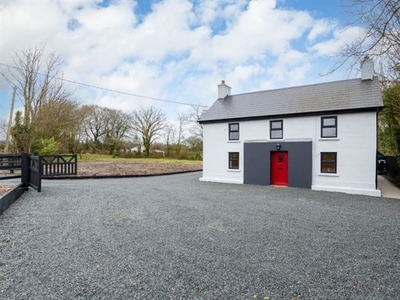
left=0, top=183, right=27, bottom=215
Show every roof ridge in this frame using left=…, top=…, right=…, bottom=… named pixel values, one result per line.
left=229, top=77, right=364, bottom=98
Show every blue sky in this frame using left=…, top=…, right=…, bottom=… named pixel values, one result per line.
left=0, top=0, right=364, bottom=139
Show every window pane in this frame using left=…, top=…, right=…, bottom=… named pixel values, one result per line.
left=229, top=160, right=239, bottom=169
left=230, top=132, right=239, bottom=140
left=323, top=118, right=336, bottom=126
left=271, top=130, right=283, bottom=139
left=271, top=121, right=282, bottom=129
left=321, top=153, right=337, bottom=173
left=230, top=152, right=239, bottom=159
left=230, top=124, right=239, bottom=131
left=229, top=152, right=239, bottom=169
left=322, top=162, right=336, bottom=173
left=322, top=153, right=336, bottom=161
left=322, top=127, right=336, bottom=137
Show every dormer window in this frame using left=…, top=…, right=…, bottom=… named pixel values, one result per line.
left=321, top=117, right=337, bottom=138
left=229, top=123, right=239, bottom=140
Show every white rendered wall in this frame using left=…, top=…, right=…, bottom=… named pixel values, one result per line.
left=312, top=112, right=379, bottom=196
left=200, top=112, right=380, bottom=196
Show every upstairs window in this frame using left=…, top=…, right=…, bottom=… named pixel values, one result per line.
left=321, top=116, right=337, bottom=138
left=229, top=152, right=239, bottom=169
left=270, top=120, right=283, bottom=139
left=229, top=123, right=239, bottom=140
left=321, top=152, right=337, bottom=173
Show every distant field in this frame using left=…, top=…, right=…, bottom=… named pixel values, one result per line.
left=78, top=154, right=202, bottom=176
left=79, top=154, right=201, bottom=164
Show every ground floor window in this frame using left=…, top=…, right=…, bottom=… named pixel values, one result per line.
left=229, top=152, right=239, bottom=169
left=321, top=152, right=337, bottom=173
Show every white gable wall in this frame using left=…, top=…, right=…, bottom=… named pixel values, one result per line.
left=200, top=111, right=380, bottom=196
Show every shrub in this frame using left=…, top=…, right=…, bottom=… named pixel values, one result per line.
left=31, top=137, right=61, bottom=155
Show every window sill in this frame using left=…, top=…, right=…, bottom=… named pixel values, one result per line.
left=227, top=140, right=241, bottom=143
left=227, top=169, right=241, bottom=172
left=319, top=137, right=340, bottom=141
left=318, top=173, right=339, bottom=177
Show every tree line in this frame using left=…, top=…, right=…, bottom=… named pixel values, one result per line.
left=2, top=48, right=205, bottom=159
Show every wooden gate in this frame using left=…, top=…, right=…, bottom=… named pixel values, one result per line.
left=1, top=154, right=78, bottom=192
left=0, top=154, right=22, bottom=178
left=28, top=155, right=42, bottom=192
left=20, top=154, right=42, bottom=192
left=41, top=155, right=77, bottom=177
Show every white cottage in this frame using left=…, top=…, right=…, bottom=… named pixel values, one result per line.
left=199, top=59, right=383, bottom=196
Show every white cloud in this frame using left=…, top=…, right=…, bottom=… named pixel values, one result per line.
left=308, top=19, right=337, bottom=41
left=311, top=26, right=364, bottom=56
left=0, top=0, right=363, bottom=124
left=128, top=0, right=210, bottom=62
left=189, top=0, right=314, bottom=68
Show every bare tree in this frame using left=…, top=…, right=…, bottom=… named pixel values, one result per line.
left=130, top=106, right=166, bottom=157
left=81, top=105, right=131, bottom=153
left=34, top=98, right=85, bottom=152
left=103, top=108, right=131, bottom=154
left=175, top=113, right=187, bottom=156
left=335, top=0, right=400, bottom=81
left=187, top=104, right=207, bottom=139
left=3, top=47, right=73, bottom=152
left=163, top=122, right=175, bottom=157
left=82, top=105, right=108, bottom=148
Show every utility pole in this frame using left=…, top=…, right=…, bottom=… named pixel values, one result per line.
left=4, top=86, right=16, bottom=153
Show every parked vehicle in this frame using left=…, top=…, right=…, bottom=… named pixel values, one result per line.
left=377, top=151, right=387, bottom=175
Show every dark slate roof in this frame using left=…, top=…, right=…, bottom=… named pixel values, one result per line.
left=200, top=78, right=383, bottom=123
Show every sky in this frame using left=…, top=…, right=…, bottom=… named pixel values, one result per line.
left=0, top=0, right=365, bottom=138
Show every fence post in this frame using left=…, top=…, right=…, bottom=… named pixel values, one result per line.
left=74, top=154, right=78, bottom=175
left=21, top=153, right=29, bottom=189
left=37, top=156, right=43, bottom=192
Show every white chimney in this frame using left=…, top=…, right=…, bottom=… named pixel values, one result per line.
left=361, top=56, right=374, bottom=80
left=218, top=80, right=231, bottom=100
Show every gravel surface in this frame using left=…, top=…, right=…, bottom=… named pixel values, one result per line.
left=0, top=173, right=399, bottom=299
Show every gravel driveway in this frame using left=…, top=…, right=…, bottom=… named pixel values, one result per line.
left=0, top=172, right=399, bottom=299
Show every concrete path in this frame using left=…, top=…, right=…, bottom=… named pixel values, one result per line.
left=378, top=175, right=400, bottom=199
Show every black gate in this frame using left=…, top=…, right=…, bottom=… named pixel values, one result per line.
left=41, top=154, right=77, bottom=177
left=20, top=154, right=42, bottom=192
left=29, top=155, right=42, bottom=192
left=1, top=154, right=78, bottom=192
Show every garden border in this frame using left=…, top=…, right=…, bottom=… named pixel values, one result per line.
left=0, top=183, right=27, bottom=215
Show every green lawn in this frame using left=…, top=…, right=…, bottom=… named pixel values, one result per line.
left=79, top=154, right=201, bottom=164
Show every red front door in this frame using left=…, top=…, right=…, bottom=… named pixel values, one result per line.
left=271, top=151, right=288, bottom=186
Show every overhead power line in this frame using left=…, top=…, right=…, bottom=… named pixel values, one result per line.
left=0, top=62, right=208, bottom=108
